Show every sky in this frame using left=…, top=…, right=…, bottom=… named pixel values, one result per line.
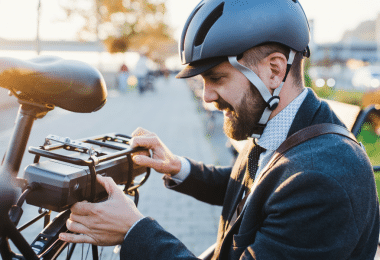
left=0, top=0, right=379, bottom=44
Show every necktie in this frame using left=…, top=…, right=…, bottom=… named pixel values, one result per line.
left=230, top=143, right=266, bottom=224
left=247, top=144, right=266, bottom=185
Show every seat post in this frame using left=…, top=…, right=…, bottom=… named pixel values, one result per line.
left=1, top=101, right=53, bottom=178
left=0, top=100, right=50, bottom=260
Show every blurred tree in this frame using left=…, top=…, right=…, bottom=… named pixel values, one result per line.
left=60, top=0, right=177, bottom=65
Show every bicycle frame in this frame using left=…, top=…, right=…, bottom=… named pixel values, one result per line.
left=0, top=101, right=53, bottom=260
left=0, top=55, right=114, bottom=260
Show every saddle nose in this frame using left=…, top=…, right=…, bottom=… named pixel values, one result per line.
left=0, top=56, right=107, bottom=113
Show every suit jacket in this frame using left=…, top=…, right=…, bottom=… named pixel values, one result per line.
left=120, top=89, right=379, bottom=259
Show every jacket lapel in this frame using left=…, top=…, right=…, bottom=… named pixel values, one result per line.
left=225, top=139, right=254, bottom=226
left=287, top=88, right=345, bottom=136
left=287, top=88, right=322, bottom=136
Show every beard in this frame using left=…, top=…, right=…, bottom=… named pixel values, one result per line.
left=213, top=84, right=267, bottom=140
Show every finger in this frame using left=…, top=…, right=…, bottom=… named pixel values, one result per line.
left=69, top=212, right=91, bottom=227
left=130, top=136, right=159, bottom=149
left=59, top=232, right=96, bottom=244
left=96, top=175, right=122, bottom=199
left=132, top=149, right=150, bottom=157
left=66, top=218, right=92, bottom=235
left=131, top=127, right=151, bottom=137
left=70, top=201, right=94, bottom=216
left=132, top=155, right=168, bottom=173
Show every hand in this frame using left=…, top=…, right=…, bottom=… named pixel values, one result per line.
left=130, top=127, right=181, bottom=176
left=59, top=175, right=144, bottom=246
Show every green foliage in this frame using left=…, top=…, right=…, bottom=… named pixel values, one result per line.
left=303, top=58, right=312, bottom=89
left=312, top=85, right=336, bottom=99
left=331, top=90, right=364, bottom=107
left=356, top=122, right=380, bottom=198
left=358, top=123, right=378, bottom=144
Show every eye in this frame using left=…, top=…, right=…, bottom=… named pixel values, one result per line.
left=209, top=76, right=223, bottom=83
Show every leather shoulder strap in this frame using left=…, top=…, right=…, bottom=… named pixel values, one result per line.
left=257, top=123, right=358, bottom=185
left=277, top=123, right=358, bottom=156
left=264, top=123, right=359, bottom=172
left=259, top=123, right=358, bottom=176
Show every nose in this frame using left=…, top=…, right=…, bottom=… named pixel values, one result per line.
left=203, top=82, right=218, bottom=103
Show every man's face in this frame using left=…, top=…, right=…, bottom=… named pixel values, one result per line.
left=201, top=61, right=267, bottom=140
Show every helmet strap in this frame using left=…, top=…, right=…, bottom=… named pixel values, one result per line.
left=228, top=49, right=296, bottom=139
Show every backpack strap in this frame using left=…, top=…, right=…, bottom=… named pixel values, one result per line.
left=277, top=123, right=358, bottom=155
left=268, top=123, right=359, bottom=172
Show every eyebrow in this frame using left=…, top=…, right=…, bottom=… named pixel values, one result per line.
left=202, top=71, right=226, bottom=77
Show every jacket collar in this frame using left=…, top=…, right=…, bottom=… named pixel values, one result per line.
left=287, top=88, right=322, bottom=137
left=288, top=88, right=346, bottom=138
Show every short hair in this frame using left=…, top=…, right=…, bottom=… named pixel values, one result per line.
left=241, top=43, right=304, bottom=88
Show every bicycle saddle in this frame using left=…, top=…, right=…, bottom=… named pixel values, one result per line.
left=0, top=56, right=107, bottom=113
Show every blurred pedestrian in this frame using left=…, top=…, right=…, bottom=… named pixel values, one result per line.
left=117, top=64, right=129, bottom=94
left=133, top=53, right=149, bottom=94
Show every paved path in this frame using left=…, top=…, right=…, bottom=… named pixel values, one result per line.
left=0, top=75, right=230, bottom=258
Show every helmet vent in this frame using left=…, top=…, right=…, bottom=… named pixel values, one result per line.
left=194, top=2, right=225, bottom=47
left=180, top=3, right=204, bottom=56
left=231, top=0, right=249, bottom=6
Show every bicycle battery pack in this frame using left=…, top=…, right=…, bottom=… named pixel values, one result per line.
left=24, top=133, right=148, bottom=212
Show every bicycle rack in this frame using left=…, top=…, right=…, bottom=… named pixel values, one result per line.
left=25, top=133, right=150, bottom=212
left=3, top=133, right=150, bottom=259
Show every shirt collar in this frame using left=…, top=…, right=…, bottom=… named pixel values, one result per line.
left=257, top=88, right=308, bottom=151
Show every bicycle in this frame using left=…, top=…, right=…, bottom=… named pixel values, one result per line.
left=0, top=56, right=150, bottom=260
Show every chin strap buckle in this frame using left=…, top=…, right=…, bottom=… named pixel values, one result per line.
left=267, top=96, right=280, bottom=111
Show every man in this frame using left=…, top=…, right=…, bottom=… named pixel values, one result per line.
left=60, top=0, right=380, bottom=259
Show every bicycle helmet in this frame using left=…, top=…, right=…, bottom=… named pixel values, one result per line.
left=176, top=0, right=310, bottom=138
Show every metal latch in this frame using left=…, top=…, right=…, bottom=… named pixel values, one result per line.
left=45, top=134, right=96, bottom=156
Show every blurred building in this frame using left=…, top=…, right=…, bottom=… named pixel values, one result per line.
left=0, top=38, right=105, bottom=52
left=312, top=14, right=380, bottom=65
left=313, top=41, right=378, bottom=64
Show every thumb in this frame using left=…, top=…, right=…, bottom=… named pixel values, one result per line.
left=97, top=175, right=121, bottom=199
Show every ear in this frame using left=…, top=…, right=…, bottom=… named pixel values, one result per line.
left=265, top=52, right=287, bottom=91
